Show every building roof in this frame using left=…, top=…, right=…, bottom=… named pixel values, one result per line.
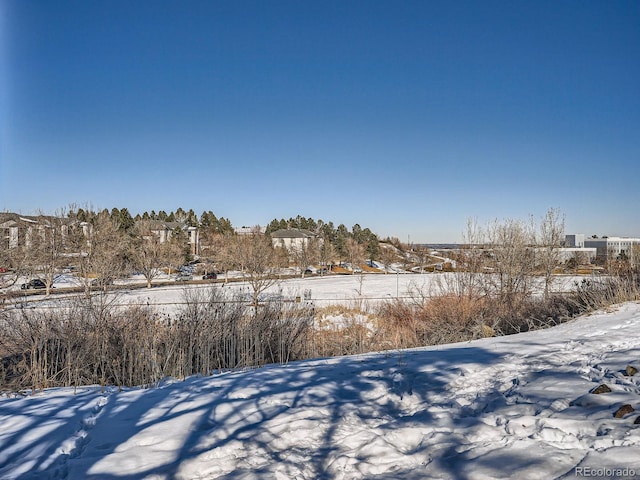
left=235, top=226, right=265, bottom=235
left=270, top=229, right=317, bottom=239
left=0, top=212, right=77, bottom=227
left=142, top=220, right=185, bottom=230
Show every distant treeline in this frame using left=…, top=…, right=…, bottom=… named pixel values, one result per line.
left=70, top=207, right=234, bottom=235
left=69, top=208, right=382, bottom=259
left=265, top=215, right=379, bottom=259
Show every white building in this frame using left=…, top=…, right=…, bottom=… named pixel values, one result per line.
left=559, top=234, right=597, bottom=263
left=235, top=226, right=265, bottom=235
left=270, top=229, right=318, bottom=252
left=145, top=220, right=200, bottom=255
left=0, top=213, right=80, bottom=250
left=583, top=236, right=640, bottom=260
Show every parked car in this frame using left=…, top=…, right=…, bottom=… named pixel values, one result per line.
left=175, top=273, right=193, bottom=282
left=21, top=279, right=47, bottom=290
left=90, top=277, right=113, bottom=287
left=202, top=272, right=217, bottom=280
left=179, top=265, right=195, bottom=274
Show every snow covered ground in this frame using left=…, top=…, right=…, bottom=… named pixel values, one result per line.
left=4, top=272, right=587, bottom=315
left=2, top=297, right=640, bottom=479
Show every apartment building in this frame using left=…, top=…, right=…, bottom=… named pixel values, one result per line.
left=0, top=213, right=84, bottom=250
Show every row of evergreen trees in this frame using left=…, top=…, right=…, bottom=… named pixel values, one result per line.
left=70, top=207, right=234, bottom=235
left=266, top=215, right=379, bottom=259
left=68, top=209, right=380, bottom=259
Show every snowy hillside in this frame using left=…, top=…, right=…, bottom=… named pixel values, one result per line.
left=2, top=303, right=640, bottom=479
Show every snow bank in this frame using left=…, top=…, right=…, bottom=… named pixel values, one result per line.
left=2, top=302, right=640, bottom=479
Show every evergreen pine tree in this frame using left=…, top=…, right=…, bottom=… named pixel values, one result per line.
left=76, top=208, right=88, bottom=223
left=334, top=224, right=349, bottom=257
left=352, top=224, right=363, bottom=243
left=218, top=217, right=234, bottom=234
left=119, top=208, right=135, bottom=231
left=187, top=209, right=198, bottom=227
left=265, top=219, right=282, bottom=235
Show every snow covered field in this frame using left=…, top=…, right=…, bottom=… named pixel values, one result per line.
left=5, top=272, right=587, bottom=315
left=2, top=294, right=640, bottom=479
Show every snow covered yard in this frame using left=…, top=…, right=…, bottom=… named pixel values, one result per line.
left=2, top=302, right=640, bottom=479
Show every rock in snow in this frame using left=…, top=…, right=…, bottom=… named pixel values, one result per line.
left=614, top=404, right=635, bottom=419
left=591, top=384, right=612, bottom=394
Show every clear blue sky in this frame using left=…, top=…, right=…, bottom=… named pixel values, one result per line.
left=1, top=1, right=639, bottom=242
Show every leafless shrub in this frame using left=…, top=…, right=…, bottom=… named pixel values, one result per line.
left=375, top=300, right=426, bottom=349
left=571, top=276, right=639, bottom=312
left=311, top=305, right=376, bottom=357
left=0, top=288, right=314, bottom=393
left=312, top=322, right=372, bottom=357
left=374, top=285, right=619, bottom=349
left=375, top=294, right=490, bottom=348
left=486, top=294, right=579, bottom=336
left=0, top=300, right=94, bottom=394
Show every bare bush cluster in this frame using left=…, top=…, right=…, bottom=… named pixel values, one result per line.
left=311, top=305, right=376, bottom=357
left=0, top=288, right=313, bottom=393
left=375, top=293, right=579, bottom=349
left=573, top=275, right=640, bottom=312
left=373, top=275, right=640, bottom=351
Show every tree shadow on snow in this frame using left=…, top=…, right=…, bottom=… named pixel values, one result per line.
left=5, top=344, right=545, bottom=480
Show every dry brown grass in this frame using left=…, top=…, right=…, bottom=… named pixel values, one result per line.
left=361, top=264, right=383, bottom=273
left=376, top=295, right=488, bottom=348
left=314, top=304, right=364, bottom=318
left=330, top=266, right=351, bottom=274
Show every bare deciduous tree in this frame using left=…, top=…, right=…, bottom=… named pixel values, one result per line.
left=0, top=242, right=29, bottom=293
left=130, top=220, right=183, bottom=288
left=87, top=212, right=129, bottom=293
left=537, top=208, right=565, bottom=299
left=413, top=245, right=431, bottom=273
left=442, top=217, right=486, bottom=299
left=22, top=212, right=72, bottom=296
left=345, top=238, right=365, bottom=272
left=379, top=243, right=399, bottom=273
left=289, top=237, right=320, bottom=278
left=318, top=238, right=335, bottom=275
left=230, top=231, right=280, bottom=306
left=196, top=232, right=233, bottom=281
left=484, top=216, right=536, bottom=305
